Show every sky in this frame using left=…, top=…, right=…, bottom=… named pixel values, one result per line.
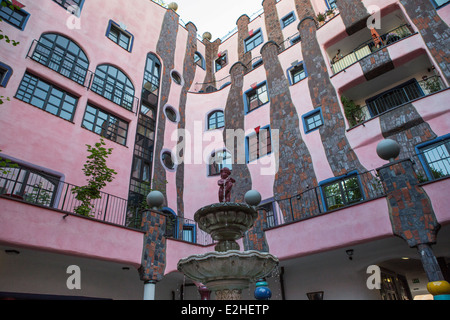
left=173, top=0, right=264, bottom=40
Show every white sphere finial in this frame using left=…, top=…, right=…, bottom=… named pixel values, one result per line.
left=245, top=190, right=262, bottom=207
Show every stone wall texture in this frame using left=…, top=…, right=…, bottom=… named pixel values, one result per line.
left=335, top=0, right=370, bottom=35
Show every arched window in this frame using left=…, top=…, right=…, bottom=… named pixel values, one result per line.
left=31, top=33, right=89, bottom=85
left=91, top=64, right=135, bottom=111
left=194, top=52, right=205, bottom=69
left=207, top=110, right=225, bottom=130
left=208, top=150, right=232, bottom=176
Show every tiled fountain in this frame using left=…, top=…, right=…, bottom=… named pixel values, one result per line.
left=177, top=168, right=279, bottom=300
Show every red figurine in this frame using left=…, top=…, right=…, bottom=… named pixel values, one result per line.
left=218, top=167, right=235, bottom=203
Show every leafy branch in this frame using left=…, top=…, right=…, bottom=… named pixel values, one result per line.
left=72, top=138, right=117, bottom=217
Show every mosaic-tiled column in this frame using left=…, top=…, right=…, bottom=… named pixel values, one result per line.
left=262, top=0, right=285, bottom=51
left=223, top=62, right=252, bottom=203
left=334, top=0, right=370, bottom=35
left=400, top=0, right=450, bottom=83
left=377, top=160, right=443, bottom=282
left=237, top=14, right=253, bottom=69
left=153, top=8, right=179, bottom=203
left=176, top=22, right=198, bottom=219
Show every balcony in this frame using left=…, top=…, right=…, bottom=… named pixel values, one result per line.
left=330, top=24, right=414, bottom=75
left=0, top=165, right=134, bottom=229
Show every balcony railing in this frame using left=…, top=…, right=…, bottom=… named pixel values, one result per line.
left=331, top=24, right=414, bottom=74
left=257, top=170, right=386, bottom=230
left=347, top=76, right=447, bottom=126
left=0, top=166, right=132, bottom=228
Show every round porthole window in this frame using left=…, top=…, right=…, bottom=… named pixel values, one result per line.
left=170, top=70, right=183, bottom=86
left=164, top=105, right=178, bottom=123
left=161, top=151, right=176, bottom=171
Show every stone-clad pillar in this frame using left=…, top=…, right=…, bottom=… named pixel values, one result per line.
left=223, top=62, right=252, bottom=203
left=262, top=0, right=285, bottom=51
left=153, top=8, right=180, bottom=203
left=139, top=210, right=168, bottom=299
left=400, top=0, right=450, bottom=84
left=260, top=41, right=318, bottom=221
left=334, top=0, right=370, bottom=35
left=297, top=15, right=368, bottom=177
left=176, top=22, right=198, bottom=219
left=201, top=37, right=221, bottom=91
left=377, top=160, right=443, bottom=282
left=236, top=14, right=253, bottom=69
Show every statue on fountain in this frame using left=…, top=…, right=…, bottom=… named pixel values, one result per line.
left=218, top=167, right=235, bottom=203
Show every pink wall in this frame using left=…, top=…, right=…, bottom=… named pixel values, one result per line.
left=0, top=197, right=144, bottom=268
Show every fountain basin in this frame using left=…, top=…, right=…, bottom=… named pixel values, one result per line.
left=194, top=203, right=258, bottom=252
left=177, top=250, right=279, bottom=293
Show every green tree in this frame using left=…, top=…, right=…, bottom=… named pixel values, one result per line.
left=72, top=138, right=117, bottom=217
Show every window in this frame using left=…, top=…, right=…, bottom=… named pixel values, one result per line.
left=91, top=64, right=135, bottom=111
left=302, top=108, right=323, bottom=134
left=245, top=29, right=264, bottom=52
left=182, top=224, right=195, bottom=243
left=15, top=72, right=78, bottom=121
left=320, top=172, right=363, bottom=211
left=289, top=62, right=307, bottom=85
left=208, top=150, right=232, bottom=176
left=82, top=104, right=129, bottom=145
left=106, top=20, right=134, bottom=52
left=290, top=34, right=301, bottom=46
left=161, top=151, right=175, bottom=170
left=325, top=0, right=338, bottom=9
left=417, top=135, right=450, bottom=180
left=164, top=105, right=178, bottom=122
left=281, top=12, right=296, bottom=28
left=0, top=0, right=29, bottom=30
left=207, top=110, right=224, bottom=130
left=259, top=201, right=277, bottom=229
left=0, top=62, right=12, bottom=87
left=430, top=0, right=450, bottom=8
left=194, top=52, right=205, bottom=69
left=247, top=126, right=272, bottom=163
left=0, top=163, right=59, bottom=206
left=171, top=70, right=183, bottom=85
left=215, top=52, right=228, bottom=72
left=245, top=82, right=269, bottom=113
left=31, top=33, right=90, bottom=86
left=142, top=53, right=161, bottom=108
left=52, top=0, right=85, bottom=15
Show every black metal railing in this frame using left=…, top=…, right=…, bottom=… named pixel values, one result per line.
left=257, top=169, right=386, bottom=230
left=0, top=166, right=130, bottom=228
left=331, top=24, right=414, bottom=74
left=354, top=76, right=447, bottom=123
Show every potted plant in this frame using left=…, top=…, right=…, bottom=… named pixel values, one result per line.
left=317, top=13, right=325, bottom=26
left=341, top=95, right=364, bottom=127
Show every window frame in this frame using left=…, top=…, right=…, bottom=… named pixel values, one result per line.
left=208, top=149, right=232, bottom=176
left=325, top=0, right=338, bottom=10
left=281, top=11, right=296, bottom=29
left=91, top=64, right=136, bottom=111
left=52, top=0, right=85, bottom=16
left=31, top=33, right=90, bottom=86
left=302, top=108, right=324, bottom=134
left=215, top=51, right=228, bottom=72
left=246, top=125, right=272, bottom=163
left=106, top=20, right=134, bottom=52
left=207, top=110, right=225, bottom=130
left=244, top=81, right=270, bottom=114
left=416, top=134, right=450, bottom=181
left=81, top=103, right=129, bottom=146
left=15, top=72, right=78, bottom=121
left=430, top=0, right=450, bottom=9
left=0, top=62, right=12, bottom=87
left=244, top=29, right=264, bottom=53
left=0, top=0, right=30, bottom=30
left=319, top=171, right=364, bottom=211
left=287, top=61, right=308, bottom=85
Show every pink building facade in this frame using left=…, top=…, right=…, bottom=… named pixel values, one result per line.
left=0, top=0, right=449, bottom=300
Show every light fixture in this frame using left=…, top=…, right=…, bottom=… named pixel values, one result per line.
left=346, top=249, right=354, bottom=260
